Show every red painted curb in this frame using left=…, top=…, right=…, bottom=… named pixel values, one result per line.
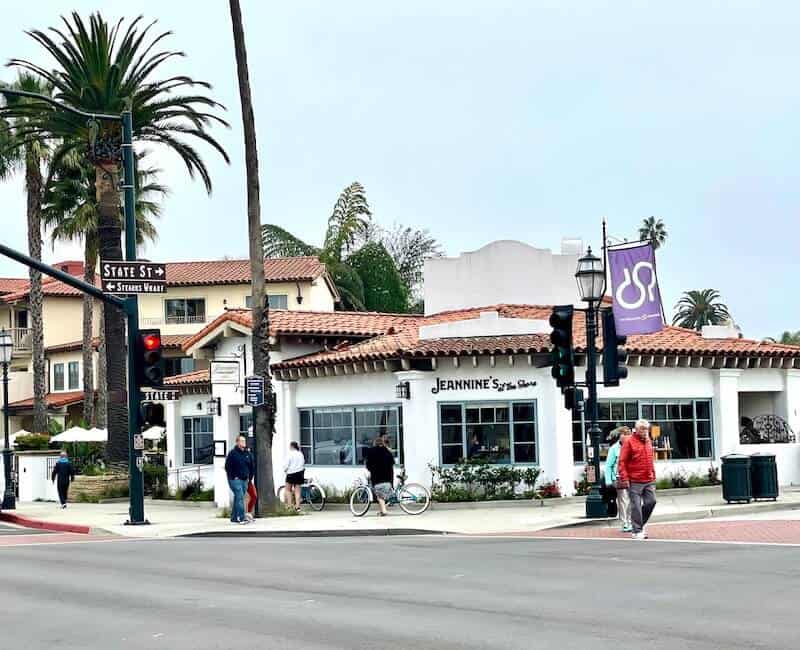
left=0, top=512, right=91, bottom=535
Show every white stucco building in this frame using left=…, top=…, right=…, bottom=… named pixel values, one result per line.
left=166, top=241, right=800, bottom=505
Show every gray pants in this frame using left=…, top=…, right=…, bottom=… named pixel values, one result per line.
left=628, top=482, right=656, bottom=533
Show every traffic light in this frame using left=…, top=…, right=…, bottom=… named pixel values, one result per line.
left=140, top=401, right=166, bottom=427
left=564, top=386, right=584, bottom=412
left=135, top=329, right=164, bottom=388
left=549, top=305, right=575, bottom=390
left=602, top=308, right=628, bottom=387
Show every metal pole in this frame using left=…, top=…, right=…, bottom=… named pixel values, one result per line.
left=584, top=303, right=606, bottom=518
left=121, top=109, right=146, bottom=525
left=2, top=362, right=14, bottom=510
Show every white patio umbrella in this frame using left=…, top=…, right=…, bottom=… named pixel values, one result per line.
left=51, top=426, right=107, bottom=443
left=142, top=425, right=166, bottom=441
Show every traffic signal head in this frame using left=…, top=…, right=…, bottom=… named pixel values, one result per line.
left=564, top=386, right=585, bottom=412
left=136, top=328, right=164, bottom=388
left=140, top=401, right=166, bottom=427
left=549, top=305, right=575, bottom=389
left=602, top=308, right=628, bottom=387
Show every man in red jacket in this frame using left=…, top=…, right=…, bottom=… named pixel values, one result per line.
left=618, top=419, right=656, bottom=540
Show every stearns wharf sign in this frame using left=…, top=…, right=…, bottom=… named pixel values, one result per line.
left=431, top=377, right=537, bottom=394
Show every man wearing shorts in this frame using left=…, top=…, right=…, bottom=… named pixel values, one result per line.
left=283, top=441, right=306, bottom=511
left=365, top=436, right=395, bottom=517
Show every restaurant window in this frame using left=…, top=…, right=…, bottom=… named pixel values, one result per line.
left=53, top=363, right=65, bottom=391
left=246, top=294, right=289, bottom=310
left=164, top=357, right=195, bottom=377
left=298, top=405, right=403, bottom=465
left=572, top=399, right=713, bottom=462
left=68, top=361, right=80, bottom=390
left=183, top=416, right=214, bottom=465
left=438, top=401, right=538, bottom=465
left=165, top=298, right=206, bottom=324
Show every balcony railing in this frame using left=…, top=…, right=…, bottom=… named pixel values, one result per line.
left=141, top=315, right=207, bottom=326
left=10, top=327, right=31, bottom=353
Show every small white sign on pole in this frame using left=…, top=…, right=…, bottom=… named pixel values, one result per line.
left=211, top=361, right=240, bottom=385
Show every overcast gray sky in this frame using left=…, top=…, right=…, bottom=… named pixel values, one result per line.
left=0, top=1, right=797, bottom=339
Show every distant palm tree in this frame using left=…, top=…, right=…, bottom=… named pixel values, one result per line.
left=672, top=290, right=731, bottom=331
left=639, top=217, right=668, bottom=249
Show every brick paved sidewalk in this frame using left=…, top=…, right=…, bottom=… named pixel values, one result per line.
left=528, top=519, right=800, bottom=545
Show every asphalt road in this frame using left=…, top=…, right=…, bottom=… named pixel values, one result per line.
left=1, top=534, right=798, bottom=649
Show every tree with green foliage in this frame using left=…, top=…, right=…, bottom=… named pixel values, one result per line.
left=347, top=242, right=409, bottom=313
left=672, top=289, right=731, bottom=331
left=639, top=216, right=668, bottom=249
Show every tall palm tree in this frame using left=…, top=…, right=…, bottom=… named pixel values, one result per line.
left=43, top=151, right=165, bottom=425
left=672, top=289, right=731, bottom=331
left=0, top=72, right=51, bottom=433
left=230, top=0, right=277, bottom=513
left=639, top=216, right=668, bottom=249
left=1, top=12, right=228, bottom=464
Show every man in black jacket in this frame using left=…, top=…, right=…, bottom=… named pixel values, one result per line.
left=51, top=451, right=75, bottom=508
left=224, top=435, right=254, bottom=524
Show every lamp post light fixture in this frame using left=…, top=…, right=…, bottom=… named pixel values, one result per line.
left=206, top=397, right=222, bottom=416
left=575, top=247, right=608, bottom=518
left=1, top=328, right=15, bottom=510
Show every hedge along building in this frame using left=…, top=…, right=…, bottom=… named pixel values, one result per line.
left=181, top=268, right=800, bottom=504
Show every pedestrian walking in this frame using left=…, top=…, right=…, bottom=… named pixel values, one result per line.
left=51, top=450, right=75, bottom=508
left=618, top=419, right=656, bottom=540
left=225, top=435, right=254, bottom=524
left=283, top=441, right=306, bottom=512
left=364, top=436, right=395, bottom=517
left=605, top=426, right=633, bottom=532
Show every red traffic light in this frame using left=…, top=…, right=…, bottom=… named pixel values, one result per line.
left=142, top=333, right=161, bottom=351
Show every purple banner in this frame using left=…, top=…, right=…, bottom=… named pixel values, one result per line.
left=608, top=243, right=664, bottom=336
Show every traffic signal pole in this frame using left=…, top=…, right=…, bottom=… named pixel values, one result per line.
left=583, top=305, right=606, bottom=518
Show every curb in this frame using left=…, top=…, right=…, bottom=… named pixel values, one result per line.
left=180, top=528, right=445, bottom=539
left=0, top=512, right=91, bottom=535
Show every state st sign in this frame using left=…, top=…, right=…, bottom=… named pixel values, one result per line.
left=101, top=260, right=167, bottom=294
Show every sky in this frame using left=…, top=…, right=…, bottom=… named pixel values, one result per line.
left=0, top=1, right=798, bottom=339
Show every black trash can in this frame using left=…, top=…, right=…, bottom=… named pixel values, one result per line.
left=750, top=453, right=779, bottom=501
left=721, top=454, right=752, bottom=503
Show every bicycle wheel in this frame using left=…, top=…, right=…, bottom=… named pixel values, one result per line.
left=307, top=483, right=326, bottom=511
left=397, top=483, right=431, bottom=515
left=349, top=486, right=372, bottom=517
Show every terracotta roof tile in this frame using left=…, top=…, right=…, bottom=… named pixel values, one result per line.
left=45, top=334, right=191, bottom=355
left=0, top=278, right=29, bottom=295
left=7, top=390, right=84, bottom=411
left=164, top=368, right=210, bottom=386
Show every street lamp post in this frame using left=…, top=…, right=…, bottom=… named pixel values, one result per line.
left=1, top=329, right=15, bottom=510
left=575, top=247, right=608, bottom=518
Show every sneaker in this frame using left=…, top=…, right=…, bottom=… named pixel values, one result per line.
left=61, top=504, right=67, bottom=509
left=621, top=524, right=632, bottom=533
left=631, top=532, right=646, bottom=540
left=245, top=513, right=254, bottom=522
left=643, top=527, right=649, bottom=539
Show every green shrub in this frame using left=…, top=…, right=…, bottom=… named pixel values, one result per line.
left=429, top=459, right=540, bottom=501
left=655, top=477, right=672, bottom=490
left=14, top=433, right=51, bottom=451
left=177, top=478, right=208, bottom=501
left=536, top=479, right=561, bottom=499
left=320, top=485, right=355, bottom=504
left=574, top=471, right=591, bottom=496
left=143, top=464, right=168, bottom=496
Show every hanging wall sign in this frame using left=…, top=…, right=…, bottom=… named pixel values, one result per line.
left=608, top=243, right=665, bottom=336
left=211, top=360, right=240, bottom=385
left=431, top=376, right=537, bottom=394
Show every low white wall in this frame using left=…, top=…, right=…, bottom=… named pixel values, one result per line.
left=17, top=452, right=59, bottom=502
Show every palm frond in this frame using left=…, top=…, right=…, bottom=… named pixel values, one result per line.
left=323, top=181, right=372, bottom=260
left=260, top=224, right=319, bottom=258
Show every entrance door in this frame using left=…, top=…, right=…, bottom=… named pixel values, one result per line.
left=465, top=404, right=511, bottom=464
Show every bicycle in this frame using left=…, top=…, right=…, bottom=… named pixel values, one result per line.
left=277, top=478, right=326, bottom=511
left=349, top=471, right=431, bottom=516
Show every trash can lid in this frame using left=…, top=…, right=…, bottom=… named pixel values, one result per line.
left=721, top=453, right=751, bottom=460
left=750, top=453, right=776, bottom=459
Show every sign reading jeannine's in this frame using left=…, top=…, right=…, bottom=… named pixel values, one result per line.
left=431, top=377, right=537, bottom=394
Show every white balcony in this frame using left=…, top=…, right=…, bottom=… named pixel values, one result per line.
left=10, top=327, right=31, bottom=354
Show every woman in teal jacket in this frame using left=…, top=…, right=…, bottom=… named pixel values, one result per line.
left=605, top=427, right=632, bottom=532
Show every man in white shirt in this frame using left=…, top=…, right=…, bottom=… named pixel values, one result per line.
left=283, top=441, right=306, bottom=511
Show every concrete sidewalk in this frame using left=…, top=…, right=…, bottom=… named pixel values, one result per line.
left=4, top=485, right=800, bottom=538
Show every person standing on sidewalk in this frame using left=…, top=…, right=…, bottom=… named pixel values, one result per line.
left=365, top=436, right=395, bottom=517
left=51, top=450, right=75, bottom=509
left=225, top=435, right=254, bottom=524
left=283, top=441, right=306, bottom=512
left=618, top=419, right=656, bottom=540
left=605, top=427, right=633, bottom=532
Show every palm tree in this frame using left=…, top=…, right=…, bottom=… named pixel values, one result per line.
left=672, top=290, right=731, bottom=331
left=0, top=72, right=52, bottom=433
left=1, top=12, right=228, bottom=464
left=43, top=151, right=165, bottom=425
left=639, top=216, right=668, bottom=249
left=778, top=331, right=800, bottom=345
left=229, top=0, right=277, bottom=514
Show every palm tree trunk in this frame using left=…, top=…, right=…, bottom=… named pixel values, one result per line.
left=25, top=147, right=47, bottom=433
left=82, top=245, right=96, bottom=426
left=230, top=0, right=277, bottom=513
left=96, top=302, right=107, bottom=428
left=95, top=166, right=128, bottom=467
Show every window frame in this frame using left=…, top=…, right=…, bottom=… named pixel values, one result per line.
left=572, top=398, right=715, bottom=463
left=298, top=403, right=404, bottom=466
left=67, top=361, right=80, bottom=391
left=164, top=356, right=196, bottom=377
left=182, top=416, right=214, bottom=466
left=53, top=363, right=65, bottom=392
left=437, top=400, right=539, bottom=466
left=164, top=297, right=207, bottom=324
left=246, top=294, right=289, bottom=310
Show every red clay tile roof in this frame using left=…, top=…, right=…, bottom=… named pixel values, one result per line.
left=271, top=304, right=800, bottom=371
left=164, top=368, right=210, bottom=386
left=7, top=390, right=84, bottom=411
left=45, top=334, right=191, bottom=355
left=182, top=308, right=421, bottom=352
left=0, top=278, right=29, bottom=295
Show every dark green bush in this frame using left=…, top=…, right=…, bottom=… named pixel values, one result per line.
left=14, top=433, right=51, bottom=451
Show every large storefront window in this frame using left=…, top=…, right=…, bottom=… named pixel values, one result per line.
left=572, top=399, right=713, bottom=462
left=183, top=416, right=214, bottom=465
left=299, top=405, right=402, bottom=465
left=438, top=401, right=538, bottom=465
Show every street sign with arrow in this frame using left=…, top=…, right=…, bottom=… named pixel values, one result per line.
left=101, top=260, right=167, bottom=294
